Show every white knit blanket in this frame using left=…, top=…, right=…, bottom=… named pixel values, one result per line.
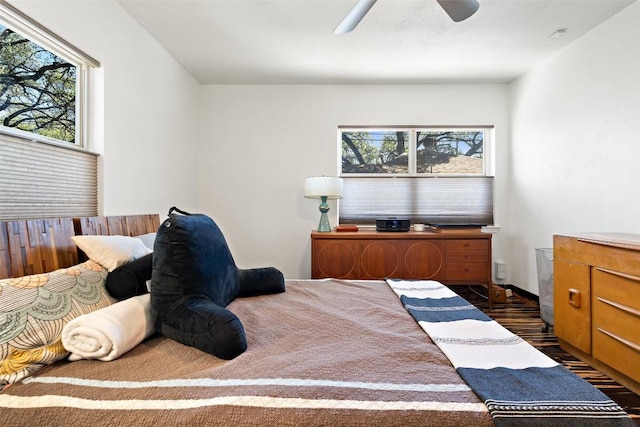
left=62, top=294, right=154, bottom=361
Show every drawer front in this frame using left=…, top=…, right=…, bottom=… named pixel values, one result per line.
left=592, top=267, right=640, bottom=312
left=446, top=249, right=488, bottom=263
left=312, top=240, right=357, bottom=279
left=592, top=268, right=640, bottom=382
left=592, top=305, right=640, bottom=383
left=402, top=241, right=445, bottom=280
left=359, top=241, right=402, bottom=279
left=445, top=263, right=488, bottom=281
left=446, top=239, right=489, bottom=252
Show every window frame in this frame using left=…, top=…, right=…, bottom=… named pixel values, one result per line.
left=0, top=2, right=100, bottom=220
left=339, top=125, right=493, bottom=177
left=0, top=1, right=99, bottom=148
left=337, top=125, right=495, bottom=227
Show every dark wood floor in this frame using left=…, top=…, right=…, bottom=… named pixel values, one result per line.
left=457, top=285, right=640, bottom=425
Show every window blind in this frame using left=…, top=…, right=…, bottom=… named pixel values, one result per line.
left=339, top=176, right=494, bottom=225
left=0, top=132, right=98, bottom=220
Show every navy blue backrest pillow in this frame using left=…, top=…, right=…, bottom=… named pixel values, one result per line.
left=106, top=253, right=153, bottom=300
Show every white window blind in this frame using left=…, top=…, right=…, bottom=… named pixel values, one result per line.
left=0, top=132, right=98, bottom=220
left=339, top=176, right=494, bottom=226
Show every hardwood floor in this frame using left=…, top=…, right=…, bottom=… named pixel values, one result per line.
left=457, top=285, right=640, bottom=425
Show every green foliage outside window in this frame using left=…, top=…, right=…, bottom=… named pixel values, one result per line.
left=416, top=130, right=483, bottom=174
left=341, top=129, right=484, bottom=175
left=0, top=23, right=76, bottom=143
left=342, top=131, right=409, bottom=173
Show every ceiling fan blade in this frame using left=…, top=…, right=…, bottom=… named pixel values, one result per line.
left=334, top=0, right=378, bottom=34
left=436, top=0, right=480, bottom=22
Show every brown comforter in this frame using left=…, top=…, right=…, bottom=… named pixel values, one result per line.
left=1, top=279, right=493, bottom=426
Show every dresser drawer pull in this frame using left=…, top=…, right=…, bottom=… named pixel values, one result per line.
left=597, top=297, right=640, bottom=319
left=596, top=327, right=640, bottom=354
left=568, top=288, right=581, bottom=308
left=595, top=267, right=640, bottom=282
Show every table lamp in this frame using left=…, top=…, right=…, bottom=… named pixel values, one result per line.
left=304, top=176, right=343, bottom=232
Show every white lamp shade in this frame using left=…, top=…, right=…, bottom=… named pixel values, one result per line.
left=304, top=176, right=343, bottom=199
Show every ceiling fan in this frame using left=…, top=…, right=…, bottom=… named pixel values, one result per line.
left=334, top=0, right=480, bottom=34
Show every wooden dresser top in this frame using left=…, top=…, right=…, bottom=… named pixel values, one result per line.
left=312, top=229, right=491, bottom=240
left=555, top=232, right=640, bottom=251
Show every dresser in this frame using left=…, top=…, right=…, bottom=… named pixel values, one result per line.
left=554, top=233, right=640, bottom=394
left=311, top=229, right=495, bottom=306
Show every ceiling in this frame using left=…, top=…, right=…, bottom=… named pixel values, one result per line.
left=117, top=0, right=635, bottom=84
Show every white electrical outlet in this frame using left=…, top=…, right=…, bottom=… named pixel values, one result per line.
left=495, top=262, right=507, bottom=280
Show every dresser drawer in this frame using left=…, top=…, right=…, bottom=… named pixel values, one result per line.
left=591, top=267, right=640, bottom=382
left=446, top=249, right=488, bottom=263
left=445, top=263, right=489, bottom=281
left=592, top=267, right=640, bottom=312
left=446, top=239, right=489, bottom=252
left=592, top=309, right=640, bottom=383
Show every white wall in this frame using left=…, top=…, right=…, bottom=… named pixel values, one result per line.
left=197, top=85, right=510, bottom=279
left=509, top=1, right=640, bottom=294
left=7, top=1, right=511, bottom=282
left=20, top=0, right=637, bottom=289
left=10, top=0, right=201, bottom=217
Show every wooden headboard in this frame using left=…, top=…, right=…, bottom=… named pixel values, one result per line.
left=0, top=214, right=160, bottom=280
left=74, top=214, right=160, bottom=237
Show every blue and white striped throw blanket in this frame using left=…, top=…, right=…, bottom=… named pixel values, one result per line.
left=386, top=279, right=634, bottom=427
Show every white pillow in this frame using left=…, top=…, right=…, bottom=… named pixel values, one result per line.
left=134, top=233, right=156, bottom=291
left=137, top=232, right=156, bottom=251
left=72, top=235, right=152, bottom=272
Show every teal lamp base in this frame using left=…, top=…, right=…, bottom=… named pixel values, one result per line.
left=317, top=196, right=332, bottom=232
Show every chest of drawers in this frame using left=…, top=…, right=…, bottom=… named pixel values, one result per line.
left=311, top=229, right=494, bottom=305
left=554, top=233, right=640, bottom=394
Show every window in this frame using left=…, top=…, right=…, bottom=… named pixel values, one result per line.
left=342, top=130, right=410, bottom=174
left=0, top=2, right=100, bottom=220
left=341, top=128, right=486, bottom=176
left=339, top=126, right=494, bottom=226
left=0, top=22, right=78, bottom=142
left=0, top=3, right=99, bottom=145
left=416, top=130, right=484, bottom=174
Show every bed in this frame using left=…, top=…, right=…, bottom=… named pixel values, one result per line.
left=0, top=214, right=633, bottom=426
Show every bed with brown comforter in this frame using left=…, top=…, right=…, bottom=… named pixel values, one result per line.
left=0, top=214, right=633, bottom=426
left=2, top=278, right=492, bottom=426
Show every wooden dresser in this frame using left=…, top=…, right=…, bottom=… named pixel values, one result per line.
left=311, top=229, right=494, bottom=305
left=554, top=233, right=640, bottom=394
